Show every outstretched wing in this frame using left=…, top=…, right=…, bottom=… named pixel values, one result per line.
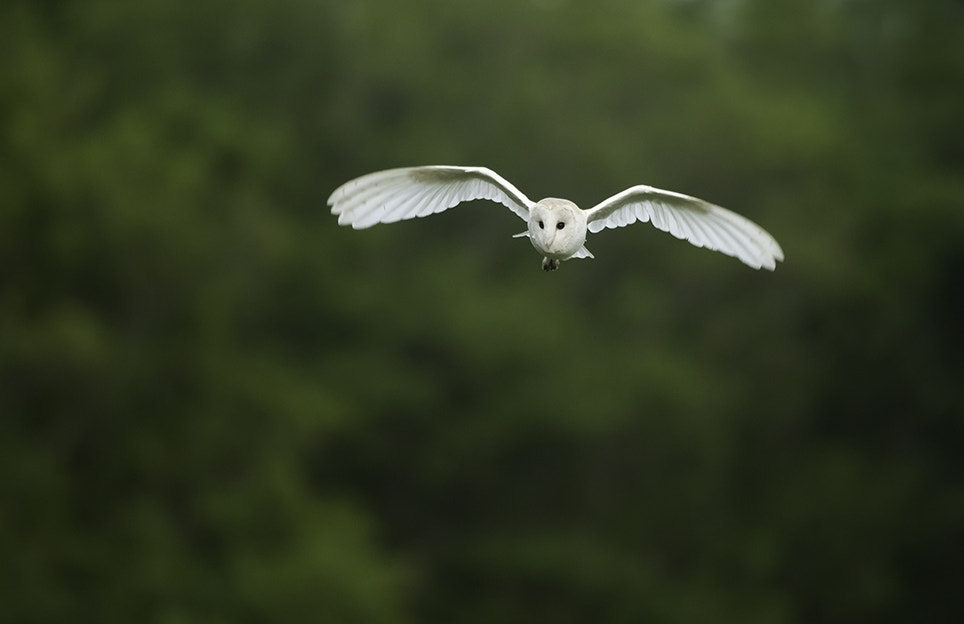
left=584, top=185, right=784, bottom=270
left=328, top=166, right=535, bottom=229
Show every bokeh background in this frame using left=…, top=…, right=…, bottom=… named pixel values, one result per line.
left=2, top=0, right=963, bottom=622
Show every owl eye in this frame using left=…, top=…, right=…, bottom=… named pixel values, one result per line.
left=538, top=220, right=544, bottom=229
left=556, top=222, right=566, bottom=230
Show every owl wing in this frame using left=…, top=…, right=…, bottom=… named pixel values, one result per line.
left=584, top=185, right=784, bottom=270
left=328, top=166, right=535, bottom=229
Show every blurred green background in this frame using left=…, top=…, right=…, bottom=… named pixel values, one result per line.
left=2, top=0, right=962, bottom=622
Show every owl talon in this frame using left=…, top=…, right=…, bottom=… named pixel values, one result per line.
left=542, top=258, right=560, bottom=271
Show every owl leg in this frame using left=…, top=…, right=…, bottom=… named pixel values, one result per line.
left=542, top=257, right=560, bottom=271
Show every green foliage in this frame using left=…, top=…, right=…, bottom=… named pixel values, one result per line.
left=1, top=0, right=962, bottom=623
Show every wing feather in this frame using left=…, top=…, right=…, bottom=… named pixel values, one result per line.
left=585, top=185, right=784, bottom=270
left=328, top=166, right=535, bottom=229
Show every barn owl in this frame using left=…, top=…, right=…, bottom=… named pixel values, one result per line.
left=328, top=166, right=783, bottom=271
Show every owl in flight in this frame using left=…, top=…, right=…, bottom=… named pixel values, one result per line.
left=328, top=166, right=783, bottom=271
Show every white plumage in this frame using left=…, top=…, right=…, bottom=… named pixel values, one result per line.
left=328, top=165, right=784, bottom=272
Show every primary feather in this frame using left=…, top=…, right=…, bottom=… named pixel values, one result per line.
left=584, top=185, right=785, bottom=270
left=328, top=166, right=534, bottom=228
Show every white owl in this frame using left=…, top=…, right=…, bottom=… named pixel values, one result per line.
left=328, top=166, right=783, bottom=272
